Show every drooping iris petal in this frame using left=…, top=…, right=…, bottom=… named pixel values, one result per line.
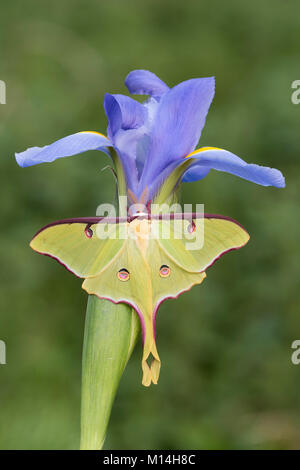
left=182, top=147, right=285, bottom=188
left=125, top=69, right=169, bottom=98
left=138, top=77, right=215, bottom=196
left=182, top=166, right=211, bottom=182
left=15, top=131, right=111, bottom=168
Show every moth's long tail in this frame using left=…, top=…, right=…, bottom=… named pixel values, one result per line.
left=141, top=317, right=161, bottom=387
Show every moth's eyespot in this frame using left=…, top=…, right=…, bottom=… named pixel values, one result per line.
left=159, top=265, right=171, bottom=278
left=187, top=220, right=196, bottom=233
left=117, top=268, right=130, bottom=282
left=84, top=226, right=93, bottom=238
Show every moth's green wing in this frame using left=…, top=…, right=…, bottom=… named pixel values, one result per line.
left=157, top=215, right=249, bottom=273
left=83, top=218, right=206, bottom=386
left=30, top=215, right=249, bottom=387
left=82, top=233, right=147, bottom=308
left=146, top=248, right=206, bottom=386
left=30, top=220, right=126, bottom=277
left=82, top=227, right=159, bottom=386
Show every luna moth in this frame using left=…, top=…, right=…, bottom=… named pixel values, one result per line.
left=30, top=212, right=249, bottom=387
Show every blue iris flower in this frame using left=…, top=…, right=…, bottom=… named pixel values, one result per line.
left=15, top=70, right=285, bottom=204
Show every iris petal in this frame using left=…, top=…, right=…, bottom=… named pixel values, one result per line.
left=104, top=93, right=147, bottom=137
left=125, top=69, right=169, bottom=98
left=104, top=93, right=149, bottom=191
left=15, top=131, right=111, bottom=168
left=138, top=77, right=215, bottom=195
left=182, top=147, right=285, bottom=188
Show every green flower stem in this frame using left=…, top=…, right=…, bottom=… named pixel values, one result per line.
left=80, top=295, right=140, bottom=450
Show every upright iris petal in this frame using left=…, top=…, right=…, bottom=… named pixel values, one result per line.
left=137, top=77, right=215, bottom=197
left=125, top=69, right=169, bottom=98
left=104, top=93, right=148, bottom=190
left=104, top=93, right=147, bottom=136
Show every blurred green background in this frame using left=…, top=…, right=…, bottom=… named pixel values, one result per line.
left=0, top=0, right=299, bottom=450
